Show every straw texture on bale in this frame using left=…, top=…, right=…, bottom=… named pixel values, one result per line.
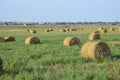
left=89, top=31, right=100, bottom=40
left=4, top=36, right=15, bottom=42
left=25, top=37, right=40, bottom=44
left=81, top=41, right=111, bottom=59
left=63, top=37, right=80, bottom=46
left=0, top=58, right=2, bottom=74
left=0, top=37, right=4, bottom=42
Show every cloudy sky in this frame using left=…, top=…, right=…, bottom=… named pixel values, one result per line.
left=0, top=0, right=120, bottom=22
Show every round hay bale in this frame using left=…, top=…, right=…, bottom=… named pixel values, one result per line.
left=26, top=29, right=30, bottom=32
left=49, top=29, right=53, bottom=31
left=109, top=28, right=115, bottom=31
left=0, top=58, right=3, bottom=74
left=89, top=31, right=100, bottom=40
left=25, top=37, right=40, bottom=44
left=101, top=29, right=107, bottom=33
left=81, top=41, right=111, bottom=59
left=66, top=28, right=70, bottom=31
left=45, top=29, right=50, bottom=32
left=63, top=37, right=80, bottom=46
left=4, top=36, right=15, bottom=42
left=59, top=29, right=66, bottom=32
left=29, top=29, right=37, bottom=34
left=0, top=37, right=4, bottom=42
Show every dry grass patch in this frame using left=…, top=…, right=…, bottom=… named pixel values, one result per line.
left=81, top=41, right=111, bottom=59
left=25, top=37, right=40, bottom=44
left=63, top=37, right=80, bottom=46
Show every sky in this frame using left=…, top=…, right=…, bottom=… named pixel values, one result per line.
left=0, top=0, right=120, bottom=22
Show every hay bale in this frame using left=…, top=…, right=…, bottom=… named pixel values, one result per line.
left=25, top=37, right=40, bottom=44
left=49, top=29, right=53, bottom=31
left=4, top=36, right=15, bottom=42
left=29, top=29, right=37, bottom=34
left=81, top=41, right=111, bottom=58
left=59, top=29, right=66, bottom=32
left=101, top=29, right=107, bottom=33
left=109, top=28, right=115, bottom=31
left=66, top=28, right=70, bottom=31
left=0, top=58, right=3, bottom=74
left=45, top=29, right=50, bottom=32
left=63, top=37, right=80, bottom=46
left=0, top=37, right=4, bottom=42
left=89, top=31, right=100, bottom=40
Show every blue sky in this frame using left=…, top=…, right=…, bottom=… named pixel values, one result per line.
left=0, top=0, right=120, bottom=22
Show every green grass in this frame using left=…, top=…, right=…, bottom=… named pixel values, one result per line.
left=0, top=24, right=120, bottom=80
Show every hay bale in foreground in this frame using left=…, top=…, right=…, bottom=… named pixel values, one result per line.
left=0, top=58, right=3, bottom=74
left=4, top=36, right=15, bottom=42
left=0, top=37, right=4, bottom=42
left=25, top=37, right=40, bottom=44
left=81, top=41, right=111, bottom=59
left=89, top=31, right=100, bottom=40
left=63, top=37, right=80, bottom=46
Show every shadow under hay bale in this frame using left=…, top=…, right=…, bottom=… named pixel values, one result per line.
left=4, top=36, right=15, bottom=42
left=81, top=41, right=111, bottom=59
left=89, top=31, right=100, bottom=40
left=63, top=37, right=80, bottom=46
left=0, top=58, right=3, bottom=75
left=0, top=37, right=4, bottom=42
left=25, top=37, right=40, bottom=44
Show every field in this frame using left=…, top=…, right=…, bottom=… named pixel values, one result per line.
left=0, top=24, right=120, bottom=80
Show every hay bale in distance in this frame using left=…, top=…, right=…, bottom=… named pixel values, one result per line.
left=28, top=29, right=37, bottom=34
left=0, top=58, right=3, bottom=74
left=89, top=31, right=100, bottom=40
left=81, top=41, right=111, bottom=59
left=63, top=37, right=80, bottom=46
left=4, top=36, right=15, bottom=42
left=109, top=28, right=115, bottom=31
left=0, top=37, right=4, bottom=42
left=49, top=29, right=53, bottom=31
left=25, top=37, right=40, bottom=44
left=101, top=29, right=107, bottom=33
left=66, top=28, right=70, bottom=31
left=45, top=29, right=50, bottom=32
left=59, top=29, right=66, bottom=32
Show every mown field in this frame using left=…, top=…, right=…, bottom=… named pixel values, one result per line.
left=0, top=24, right=120, bottom=80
